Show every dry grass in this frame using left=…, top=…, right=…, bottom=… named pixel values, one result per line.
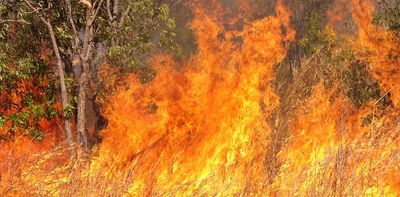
left=1, top=47, right=400, bottom=196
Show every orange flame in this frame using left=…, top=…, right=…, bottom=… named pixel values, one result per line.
left=93, top=1, right=294, bottom=195
left=350, top=0, right=400, bottom=108
left=269, top=0, right=400, bottom=195
left=3, top=1, right=400, bottom=196
left=350, top=0, right=400, bottom=193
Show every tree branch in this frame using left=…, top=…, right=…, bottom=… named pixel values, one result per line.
left=22, top=0, right=48, bottom=26
left=85, top=0, right=105, bottom=25
left=85, top=26, right=95, bottom=60
left=0, top=19, right=31, bottom=25
left=66, top=0, right=80, bottom=52
left=118, top=4, right=131, bottom=28
left=22, top=0, right=41, bottom=14
left=112, top=0, right=119, bottom=19
left=106, top=0, right=113, bottom=21
left=93, top=0, right=105, bottom=21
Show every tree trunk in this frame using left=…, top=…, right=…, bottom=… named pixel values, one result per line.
left=46, top=21, right=75, bottom=156
left=76, top=13, right=93, bottom=153
left=77, top=59, right=90, bottom=152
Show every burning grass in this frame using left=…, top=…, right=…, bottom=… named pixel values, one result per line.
left=1, top=0, right=400, bottom=196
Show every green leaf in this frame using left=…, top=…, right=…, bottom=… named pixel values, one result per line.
left=0, top=116, right=5, bottom=128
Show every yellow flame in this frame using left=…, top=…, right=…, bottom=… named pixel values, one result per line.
left=93, top=1, right=294, bottom=195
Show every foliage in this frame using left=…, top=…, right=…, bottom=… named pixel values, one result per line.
left=298, top=13, right=335, bottom=55
left=0, top=0, right=182, bottom=142
left=0, top=7, right=44, bottom=60
left=105, top=0, right=182, bottom=84
left=289, top=0, right=333, bottom=56
left=293, top=1, right=392, bottom=109
left=0, top=55, right=59, bottom=141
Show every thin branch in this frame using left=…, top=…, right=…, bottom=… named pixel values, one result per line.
left=22, top=0, right=41, bottom=14
left=106, top=0, right=113, bottom=21
left=118, top=5, right=131, bottom=28
left=65, top=0, right=80, bottom=52
left=0, top=19, right=31, bottom=25
left=112, top=0, right=119, bottom=19
left=90, top=0, right=105, bottom=25
left=92, top=0, right=100, bottom=9
left=20, top=9, right=40, bottom=15
left=94, top=0, right=105, bottom=18
left=374, top=89, right=391, bottom=106
left=22, top=0, right=48, bottom=26
left=85, top=26, right=94, bottom=60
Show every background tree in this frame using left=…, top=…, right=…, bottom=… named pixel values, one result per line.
left=0, top=0, right=181, bottom=154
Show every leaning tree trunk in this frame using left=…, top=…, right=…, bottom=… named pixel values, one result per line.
left=46, top=20, right=75, bottom=156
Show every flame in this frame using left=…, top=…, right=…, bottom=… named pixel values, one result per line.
left=0, top=56, right=68, bottom=194
left=350, top=0, right=400, bottom=108
left=92, top=1, right=294, bottom=195
left=349, top=0, right=400, bottom=193
left=2, top=0, right=400, bottom=196
left=268, top=0, right=400, bottom=195
left=0, top=120, right=64, bottom=195
left=271, top=83, right=400, bottom=195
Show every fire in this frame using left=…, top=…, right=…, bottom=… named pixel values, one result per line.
left=350, top=0, right=400, bottom=193
left=272, top=83, right=400, bottom=195
left=2, top=0, right=400, bottom=196
left=269, top=0, right=400, bottom=195
left=0, top=121, right=63, bottom=194
left=0, top=48, right=69, bottom=194
left=350, top=0, right=400, bottom=108
left=93, top=0, right=294, bottom=195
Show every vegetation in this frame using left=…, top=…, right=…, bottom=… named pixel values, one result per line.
left=0, top=56, right=58, bottom=141
left=375, top=0, right=400, bottom=34
left=0, top=0, right=181, bottom=153
left=1, top=0, right=400, bottom=196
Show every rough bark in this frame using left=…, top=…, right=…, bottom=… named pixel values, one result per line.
left=76, top=3, right=101, bottom=152
left=77, top=59, right=90, bottom=152
left=76, top=15, right=92, bottom=153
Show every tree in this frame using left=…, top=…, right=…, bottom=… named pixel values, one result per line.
left=0, top=0, right=180, bottom=154
left=0, top=0, right=78, bottom=154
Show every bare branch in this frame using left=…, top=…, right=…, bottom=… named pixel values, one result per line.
left=106, top=0, right=113, bottom=21
left=65, top=0, right=80, bottom=52
left=85, top=26, right=95, bottom=60
left=93, top=0, right=105, bottom=20
left=112, top=0, right=119, bottom=19
left=22, top=0, right=41, bottom=14
left=118, top=4, right=131, bottom=28
left=22, top=0, right=48, bottom=26
left=92, top=0, right=100, bottom=9
left=0, top=19, right=31, bottom=25
left=84, top=0, right=105, bottom=26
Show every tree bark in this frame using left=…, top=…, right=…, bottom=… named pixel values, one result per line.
left=46, top=20, right=75, bottom=156
left=77, top=59, right=90, bottom=152
left=76, top=10, right=94, bottom=153
left=75, top=0, right=104, bottom=152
